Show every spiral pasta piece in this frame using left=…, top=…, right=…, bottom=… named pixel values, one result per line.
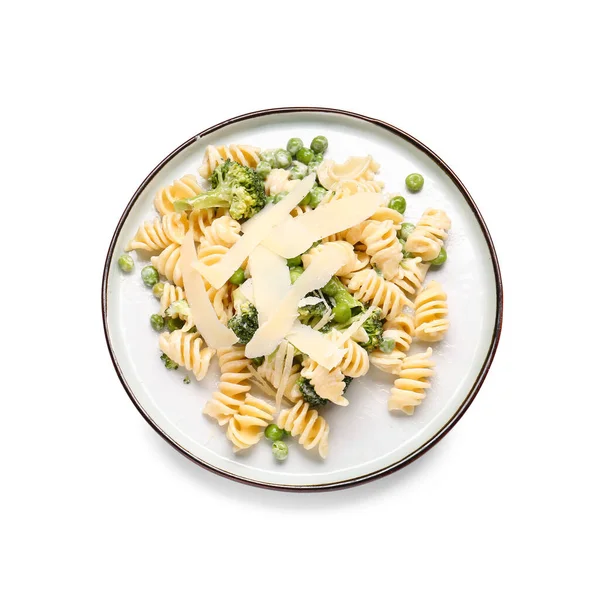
left=206, top=281, right=234, bottom=324
left=151, top=243, right=183, bottom=287
left=256, top=343, right=302, bottom=402
left=159, top=282, right=186, bottom=316
left=302, top=241, right=368, bottom=277
left=277, top=401, right=330, bottom=458
left=154, top=174, right=202, bottom=216
left=414, top=281, right=449, bottom=342
left=264, top=168, right=298, bottom=196
left=345, top=220, right=403, bottom=279
left=198, top=144, right=261, bottom=179
left=370, top=313, right=415, bottom=375
left=126, top=213, right=188, bottom=252
left=344, top=268, right=411, bottom=317
left=388, top=348, right=435, bottom=414
left=195, top=244, right=229, bottom=270
left=370, top=206, right=404, bottom=230
left=188, top=208, right=221, bottom=242
left=204, top=347, right=253, bottom=426
left=324, top=179, right=385, bottom=203
left=317, top=156, right=380, bottom=190
left=199, top=215, right=241, bottom=249
left=392, top=257, right=430, bottom=297
left=301, top=358, right=347, bottom=406
left=326, top=329, right=370, bottom=378
left=404, top=208, right=451, bottom=262
left=159, top=330, right=215, bottom=381
left=289, top=204, right=312, bottom=218
left=226, top=394, right=275, bottom=452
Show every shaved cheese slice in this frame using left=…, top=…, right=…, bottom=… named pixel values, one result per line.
left=249, top=245, right=290, bottom=325
left=238, top=278, right=254, bottom=304
left=179, top=230, right=238, bottom=348
left=193, top=174, right=315, bottom=288
left=335, top=306, right=376, bottom=347
left=298, top=296, right=322, bottom=308
left=245, top=243, right=347, bottom=358
left=286, top=323, right=346, bottom=370
left=276, top=343, right=295, bottom=413
left=260, top=192, right=384, bottom=258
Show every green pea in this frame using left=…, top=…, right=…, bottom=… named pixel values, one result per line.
left=287, top=255, right=303, bottom=267
left=166, top=317, right=185, bottom=332
left=405, top=173, right=424, bottom=192
left=333, top=301, right=352, bottom=323
left=379, top=337, right=395, bottom=353
left=307, top=161, right=320, bottom=175
left=322, top=279, right=338, bottom=297
left=150, top=314, right=164, bottom=331
left=118, top=254, right=134, bottom=273
left=296, top=147, right=315, bottom=165
left=183, top=376, right=191, bottom=384
left=310, top=136, right=328, bottom=154
left=308, top=185, right=327, bottom=208
left=255, top=161, right=272, bottom=180
left=229, top=268, right=246, bottom=285
left=265, top=424, right=284, bottom=442
left=431, top=246, right=447, bottom=266
left=152, top=282, right=165, bottom=298
left=313, top=152, right=324, bottom=163
left=260, top=149, right=277, bottom=166
left=272, top=191, right=288, bottom=205
left=272, top=440, right=288, bottom=461
left=286, top=138, right=304, bottom=157
left=289, top=161, right=308, bottom=180
left=289, top=266, right=304, bottom=284
left=388, top=196, right=406, bottom=214
left=399, top=222, right=416, bottom=241
left=141, top=265, right=159, bottom=287
left=274, top=149, right=292, bottom=169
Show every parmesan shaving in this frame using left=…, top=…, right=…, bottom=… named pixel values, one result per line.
left=285, top=323, right=346, bottom=370
left=247, top=365, right=276, bottom=398
left=249, top=245, right=290, bottom=325
left=276, top=343, right=295, bottom=413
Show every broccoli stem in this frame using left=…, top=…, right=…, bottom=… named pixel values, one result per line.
left=322, top=277, right=363, bottom=314
left=173, top=191, right=230, bottom=212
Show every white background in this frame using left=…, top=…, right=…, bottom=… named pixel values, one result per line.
left=2, top=1, right=599, bottom=598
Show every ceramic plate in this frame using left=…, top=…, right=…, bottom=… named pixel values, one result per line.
left=102, top=108, right=503, bottom=491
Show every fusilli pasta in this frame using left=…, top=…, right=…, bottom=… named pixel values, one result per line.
left=199, top=215, right=241, bottom=249
left=414, top=281, right=449, bottom=342
left=301, top=358, right=347, bottom=406
left=256, top=343, right=302, bottom=402
left=388, top=348, right=434, bottom=414
left=198, top=144, right=261, bottom=179
left=126, top=213, right=188, bottom=252
left=159, top=282, right=186, bottom=316
left=204, top=347, right=253, bottom=426
left=327, top=329, right=370, bottom=378
left=277, top=400, right=330, bottom=458
left=154, top=174, right=202, bottom=216
left=188, top=208, right=220, bottom=242
left=369, top=206, right=404, bottom=230
left=264, top=168, right=298, bottom=196
left=159, top=330, right=215, bottom=381
left=226, top=394, right=275, bottom=452
left=324, top=179, right=385, bottom=203
left=317, top=156, right=380, bottom=190
left=151, top=243, right=183, bottom=287
left=404, top=208, right=451, bottom=262
left=370, top=313, right=415, bottom=375
left=392, top=257, right=430, bottom=297
left=302, top=241, right=368, bottom=277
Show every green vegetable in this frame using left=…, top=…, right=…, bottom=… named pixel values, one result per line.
left=259, top=149, right=277, bottom=166
left=173, top=159, right=266, bottom=221
left=313, top=152, right=324, bottom=163
left=307, top=161, right=320, bottom=175
left=228, top=291, right=259, bottom=343
left=399, top=222, right=416, bottom=241
left=255, top=161, right=272, bottom=180
left=379, top=337, right=395, bottom=353
left=308, top=185, right=327, bottom=208
left=118, top=254, right=134, bottom=273
left=405, top=173, right=424, bottom=192
left=296, top=147, right=315, bottom=165
left=150, top=314, right=164, bottom=331
left=229, top=268, right=246, bottom=285
left=359, top=309, right=384, bottom=353
left=251, top=356, right=265, bottom=367
left=166, top=299, right=190, bottom=319
left=289, top=160, right=308, bottom=180
left=272, top=440, right=288, bottom=461
left=141, top=265, right=159, bottom=287
left=297, top=376, right=329, bottom=407
left=183, top=376, right=191, bottom=384
left=388, top=196, right=407, bottom=214
left=297, top=297, right=329, bottom=326
left=274, top=149, right=293, bottom=169
left=271, top=191, right=288, bottom=205
left=152, top=282, right=165, bottom=298
left=289, top=266, right=304, bottom=284
left=310, top=136, right=328, bottom=154
left=333, top=301, right=352, bottom=323
left=160, top=353, right=179, bottom=370
left=322, top=277, right=363, bottom=316
left=286, top=138, right=304, bottom=156
left=431, top=246, right=447, bottom=266
left=265, top=424, right=284, bottom=442
left=166, top=317, right=185, bottom=332
left=286, top=255, right=303, bottom=267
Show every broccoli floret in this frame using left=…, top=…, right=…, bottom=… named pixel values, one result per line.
left=297, top=375, right=353, bottom=408
left=322, top=277, right=363, bottom=316
left=160, top=353, right=179, bottom=370
left=359, top=309, right=384, bottom=353
left=228, top=302, right=259, bottom=344
left=298, top=300, right=327, bottom=324
left=166, top=299, right=190, bottom=319
left=173, top=159, right=266, bottom=220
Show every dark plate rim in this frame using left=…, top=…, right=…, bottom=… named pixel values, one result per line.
left=101, top=106, right=503, bottom=492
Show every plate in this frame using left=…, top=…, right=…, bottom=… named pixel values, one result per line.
left=102, top=107, right=503, bottom=491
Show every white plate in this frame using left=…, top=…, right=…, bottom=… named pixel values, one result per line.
left=102, top=108, right=503, bottom=491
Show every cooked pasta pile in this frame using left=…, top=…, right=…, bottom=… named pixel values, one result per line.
left=119, top=136, right=451, bottom=461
